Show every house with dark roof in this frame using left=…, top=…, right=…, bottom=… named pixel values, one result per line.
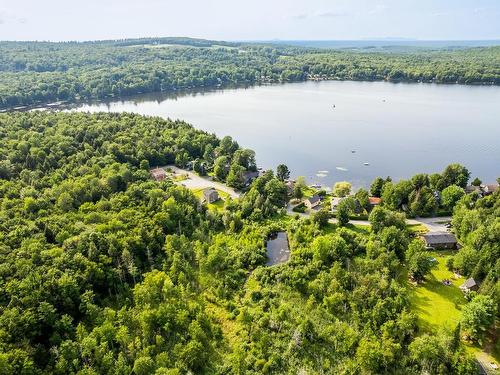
left=305, top=195, right=321, bottom=209
left=243, top=171, right=260, bottom=186
left=460, top=278, right=478, bottom=293
left=150, top=168, right=166, bottom=182
left=202, top=188, right=219, bottom=204
left=421, top=232, right=458, bottom=250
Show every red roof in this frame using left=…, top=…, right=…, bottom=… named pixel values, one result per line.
left=369, top=197, right=381, bottom=205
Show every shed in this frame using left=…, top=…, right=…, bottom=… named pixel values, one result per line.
left=202, top=188, right=219, bottom=204
left=150, top=168, right=166, bottom=182
left=460, top=278, right=479, bottom=293
left=421, top=232, right=458, bottom=250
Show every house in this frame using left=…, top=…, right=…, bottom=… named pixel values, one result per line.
left=481, top=184, right=498, bottom=195
left=465, top=184, right=498, bottom=196
left=202, top=188, right=219, bottom=204
left=285, top=180, right=295, bottom=195
left=150, top=168, right=166, bottom=182
left=243, top=170, right=260, bottom=186
left=369, top=197, right=382, bottom=206
left=459, top=278, right=479, bottom=293
left=421, top=232, right=458, bottom=250
left=330, top=197, right=345, bottom=211
left=305, top=195, right=321, bottom=209
left=465, top=185, right=482, bottom=194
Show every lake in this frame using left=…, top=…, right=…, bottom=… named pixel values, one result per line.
left=73, top=81, right=500, bottom=188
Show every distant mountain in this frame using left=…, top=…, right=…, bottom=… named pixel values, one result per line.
left=259, top=39, right=500, bottom=50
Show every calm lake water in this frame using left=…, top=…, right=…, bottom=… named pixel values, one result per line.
left=73, top=81, right=500, bottom=188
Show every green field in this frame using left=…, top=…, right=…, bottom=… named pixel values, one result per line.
left=407, top=250, right=466, bottom=332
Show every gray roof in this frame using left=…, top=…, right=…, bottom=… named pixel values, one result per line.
left=243, top=170, right=259, bottom=182
left=203, top=187, right=217, bottom=197
left=483, top=184, right=498, bottom=193
left=307, top=195, right=321, bottom=204
left=422, top=232, right=457, bottom=245
left=460, top=278, right=477, bottom=289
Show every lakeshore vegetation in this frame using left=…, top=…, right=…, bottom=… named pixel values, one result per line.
left=0, top=111, right=498, bottom=374
left=1, top=37, right=500, bottom=109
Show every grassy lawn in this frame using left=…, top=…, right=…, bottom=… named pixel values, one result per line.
left=407, top=223, right=428, bottom=234
left=191, top=188, right=230, bottom=212
left=171, top=173, right=188, bottom=182
left=407, top=250, right=466, bottom=332
left=302, top=186, right=318, bottom=198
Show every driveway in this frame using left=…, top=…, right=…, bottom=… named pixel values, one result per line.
left=165, top=166, right=240, bottom=199
left=407, top=216, right=452, bottom=233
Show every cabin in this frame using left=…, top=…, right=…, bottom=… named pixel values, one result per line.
left=421, top=232, right=458, bottom=250
left=330, top=197, right=345, bottom=211
left=150, top=168, right=166, bottom=182
left=460, top=278, right=479, bottom=293
left=368, top=197, right=382, bottom=206
left=202, top=188, right=219, bottom=204
left=305, top=195, right=321, bottom=209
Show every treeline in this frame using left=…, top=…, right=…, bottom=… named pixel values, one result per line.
left=0, top=38, right=499, bottom=109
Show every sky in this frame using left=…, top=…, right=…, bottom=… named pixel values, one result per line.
left=0, top=0, right=499, bottom=41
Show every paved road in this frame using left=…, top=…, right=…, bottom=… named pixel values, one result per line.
left=166, top=166, right=240, bottom=199
left=286, top=203, right=452, bottom=232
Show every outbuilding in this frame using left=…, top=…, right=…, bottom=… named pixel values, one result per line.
left=150, top=167, right=166, bottom=182
left=202, top=188, right=219, bottom=204
left=460, top=278, right=479, bottom=293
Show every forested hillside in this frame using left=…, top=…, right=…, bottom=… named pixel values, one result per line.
left=0, top=111, right=497, bottom=374
left=1, top=37, right=499, bottom=109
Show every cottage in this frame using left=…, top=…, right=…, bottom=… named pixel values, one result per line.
left=150, top=168, right=166, bottom=182
left=330, top=197, right=345, bottom=211
left=285, top=180, right=295, bottom=195
left=305, top=195, right=321, bottom=209
left=202, top=188, right=219, bottom=204
left=368, top=197, right=382, bottom=206
left=421, top=232, right=458, bottom=250
left=459, top=278, right=479, bottom=293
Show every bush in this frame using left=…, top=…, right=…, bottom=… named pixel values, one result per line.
left=292, top=203, right=306, bottom=213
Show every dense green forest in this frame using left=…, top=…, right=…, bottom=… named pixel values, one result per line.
left=1, top=37, right=499, bottom=109
left=0, top=111, right=497, bottom=374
